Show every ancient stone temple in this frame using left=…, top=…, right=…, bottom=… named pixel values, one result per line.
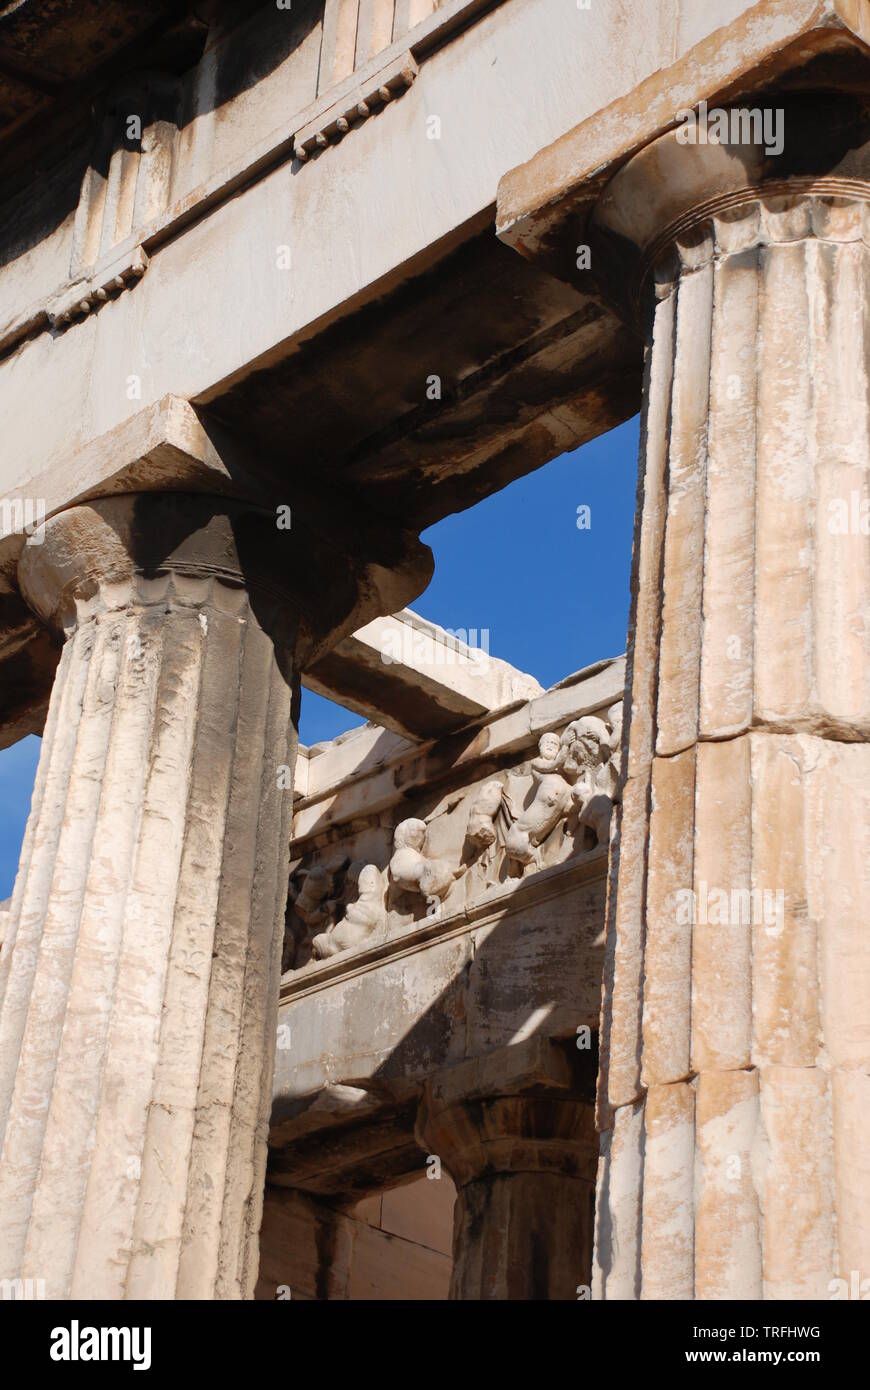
left=0, top=0, right=867, bottom=1302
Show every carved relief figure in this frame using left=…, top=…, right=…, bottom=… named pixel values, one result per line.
left=464, top=778, right=509, bottom=888
left=286, top=705, right=625, bottom=971
left=284, top=864, right=337, bottom=970
left=504, top=732, right=575, bottom=873
left=531, top=729, right=564, bottom=775
left=561, top=714, right=611, bottom=776
left=607, top=700, right=624, bottom=781
left=565, top=714, right=618, bottom=846
left=466, top=780, right=505, bottom=849
left=311, top=862, right=386, bottom=960
left=389, top=817, right=462, bottom=917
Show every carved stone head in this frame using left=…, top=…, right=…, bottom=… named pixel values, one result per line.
left=537, top=731, right=562, bottom=763
left=356, top=863, right=384, bottom=898
left=561, top=715, right=611, bottom=769
left=296, top=864, right=331, bottom=905
left=393, top=817, right=427, bottom=852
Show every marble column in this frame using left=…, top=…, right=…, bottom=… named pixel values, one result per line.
left=592, top=97, right=870, bottom=1300
left=0, top=492, right=429, bottom=1299
left=416, top=1042, right=598, bottom=1300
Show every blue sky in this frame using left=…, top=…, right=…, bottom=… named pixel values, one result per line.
left=0, top=416, right=639, bottom=899
left=0, top=734, right=40, bottom=904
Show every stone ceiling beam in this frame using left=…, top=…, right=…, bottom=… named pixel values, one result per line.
left=303, top=609, right=543, bottom=741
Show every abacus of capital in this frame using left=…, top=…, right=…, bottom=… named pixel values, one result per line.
left=0, top=0, right=867, bottom=1301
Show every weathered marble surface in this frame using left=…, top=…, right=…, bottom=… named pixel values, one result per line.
left=582, top=109, right=870, bottom=1301
left=268, top=664, right=624, bottom=1272
left=284, top=693, right=622, bottom=972
left=275, top=864, right=609, bottom=1104
left=0, top=492, right=428, bottom=1300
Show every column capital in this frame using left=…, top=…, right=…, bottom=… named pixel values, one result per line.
left=17, top=492, right=432, bottom=666
left=18, top=495, right=284, bottom=636
left=415, top=1039, right=598, bottom=1300
left=590, top=92, right=870, bottom=325
left=415, top=1038, right=597, bottom=1187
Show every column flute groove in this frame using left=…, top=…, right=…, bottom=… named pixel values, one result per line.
left=591, top=97, right=870, bottom=1300
left=0, top=498, right=302, bottom=1300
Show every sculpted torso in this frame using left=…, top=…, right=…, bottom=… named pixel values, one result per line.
left=505, top=732, right=573, bottom=869
left=390, top=817, right=459, bottom=914
left=312, top=863, right=385, bottom=959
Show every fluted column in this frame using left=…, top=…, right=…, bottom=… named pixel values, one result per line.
left=0, top=493, right=429, bottom=1299
left=416, top=1041, right=598, bottom=1300
left=592, top=98, right=870, bottom=1299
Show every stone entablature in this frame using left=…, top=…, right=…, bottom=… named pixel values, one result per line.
left=6, top=0, right=870, bottom=1309
left=282, top=658, right=624, bottom=975
left=0, top=0, right=484, bottom=360
left=269, top=657, right=624, bottom=1208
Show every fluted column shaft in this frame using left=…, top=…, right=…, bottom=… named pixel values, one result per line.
left=592, top=103, right=870, bottom=1300
left=0, top=492, right=431, bottom=1300
left=0, top=499, right=298, bottom=1299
